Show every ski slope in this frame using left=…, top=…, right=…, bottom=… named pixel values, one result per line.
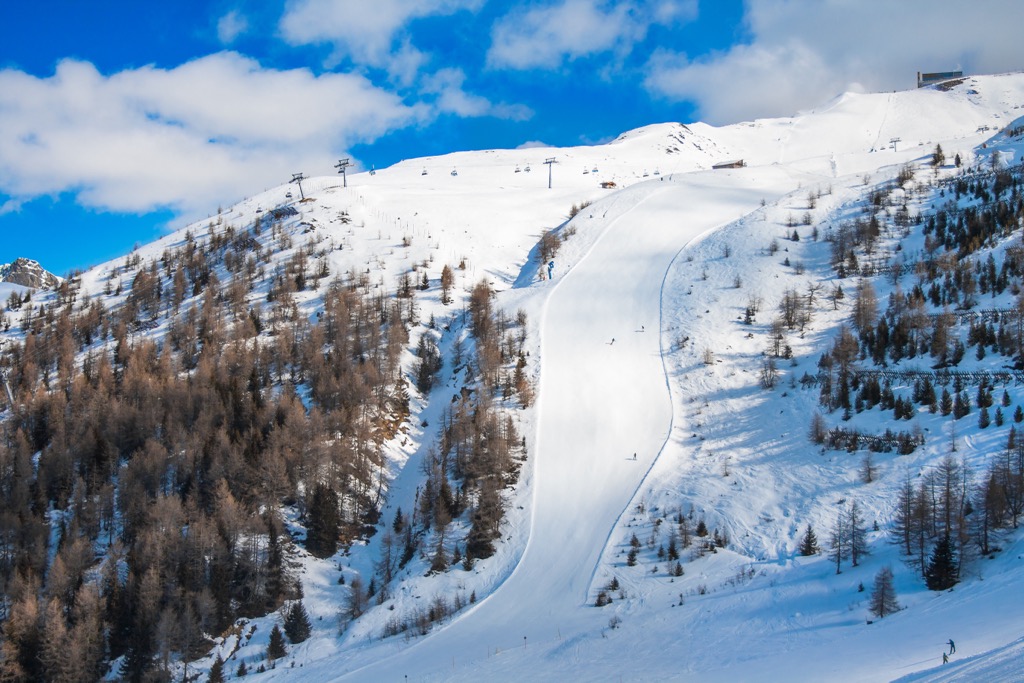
left=260, top=167, right=812, bottom=681
left=31, top=72, right=1024, bottom=682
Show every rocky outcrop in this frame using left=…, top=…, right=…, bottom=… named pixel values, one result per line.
left=0, top=258, right=60, bottom=289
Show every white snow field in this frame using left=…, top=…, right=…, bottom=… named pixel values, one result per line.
left=46, top=73, right=1024, bottom=682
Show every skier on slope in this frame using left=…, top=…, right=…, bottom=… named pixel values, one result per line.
left=947, top=639, right=955, bottom=654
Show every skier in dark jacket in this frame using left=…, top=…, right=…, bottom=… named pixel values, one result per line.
left=947, top=639, right=955, bottom=654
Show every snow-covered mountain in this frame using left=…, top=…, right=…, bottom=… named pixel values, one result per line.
left=6, top=72, right=1024, bottom=683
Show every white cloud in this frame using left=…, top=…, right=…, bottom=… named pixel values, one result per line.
left=644, top=0, right=1024, bottom=124
left=0, top=198, right=23, bottom=216
left=487, top=0, right=696, bottom=70
left=0, top=53, right=425, bottom=215
left=422, top=68, right=533, bottom=120
left=279, top=0, right=483, bottom=82
left=216, top=10, right=249, bottom=45
left=516, top=140, right=552, bottom=149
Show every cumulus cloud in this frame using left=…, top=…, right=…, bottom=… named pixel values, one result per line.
left=422, top=68, right=533, bottom=120
left=280, top=0, right=483, bottom=82
left=0, top=53, right=425, bottom=215
left=487, top=0, right=696, bottom=70
left=644, top=0, right=1024, bottom=124
left=216, top=10, right=249, bottom=45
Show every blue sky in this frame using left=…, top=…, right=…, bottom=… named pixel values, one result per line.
left=1, top=0, right=1022, bottom=276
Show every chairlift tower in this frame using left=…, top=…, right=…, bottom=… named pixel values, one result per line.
left=544, top=157, right=557, bottom=189
left=291, top=172, right=306, bottom=200
left=334, top=158, right=352, bottom=188
left=889, top=137, right=902, bottom=152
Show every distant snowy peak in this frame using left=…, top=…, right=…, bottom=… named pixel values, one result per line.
left=0, top=258, right=60, bottom=289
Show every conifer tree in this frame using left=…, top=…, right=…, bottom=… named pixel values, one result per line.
left=868, top=566, right=900, bottom=618
left=283, top=601, right=312, bottom=644
left=266, top=624, right=287, bottom=661
left=208, top=654, right=225, bottom=683
left=265, top=518, right=285, bottom=609
left=430, top=528, right=450, bottom=574
left=305, top=483, right=340, bottom=559
left=925, top=534, right=959, bottom=590
left=667, top=535, right=680, bottom=561
left=940, top=389, right=954, bottom=416
left=829, top=510, right=849, bottom=574
left=847, top=500, right=870, bottom=567
left=798, top=524, right=820, bottom=556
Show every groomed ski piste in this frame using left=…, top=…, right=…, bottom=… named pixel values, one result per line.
left=50, top=73, right=1024, bottom=682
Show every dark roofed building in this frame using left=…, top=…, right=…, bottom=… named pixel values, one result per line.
left=917, top=70, right=963, bottom=88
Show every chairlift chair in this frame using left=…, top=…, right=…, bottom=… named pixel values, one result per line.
left=451, top=168, right=458, bottom=176
left=422, top=168, right=428, bottom=176
left=514, top=165, right=521, bottom=173
left=524, top=164, right=531, bottom=172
